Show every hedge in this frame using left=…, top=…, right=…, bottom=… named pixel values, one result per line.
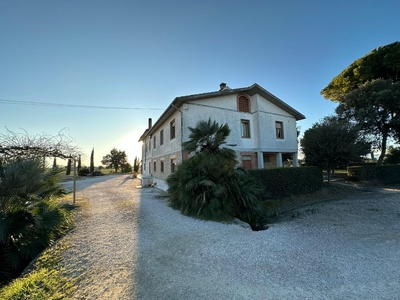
left=249, top=167, right=323, bottom=199
left=347, top=165, right=400, bottom=184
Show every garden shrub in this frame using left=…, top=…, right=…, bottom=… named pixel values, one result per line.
left=121, top=163, right=132, bottom=173
left=167, top=119, right=268, bottom=230
left=78, top=166, right=90, bottom=176
left=0, top=158, right=76, bottom=285
left=347, top=165, right=400, bottom=184
left=90, top=171, right=104, bottom=176
left=249, top=167, right=323, bottom=199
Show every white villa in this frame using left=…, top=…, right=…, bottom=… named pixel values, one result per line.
left=139, top=83, right=305, bottom=181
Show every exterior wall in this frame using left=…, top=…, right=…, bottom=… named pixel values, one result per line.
left=239, top=151, right=258, bottom=169
left=183, top=94, right=298, bottom=153
left=142, top=109, right=183, bottom=180
left=140, top=91, right=302, bottom=180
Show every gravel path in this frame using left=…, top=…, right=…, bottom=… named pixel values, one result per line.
left=60, top=175, right=400, bottom=299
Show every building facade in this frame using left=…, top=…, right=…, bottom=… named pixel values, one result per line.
left=138, top=83, right=305, bottom=181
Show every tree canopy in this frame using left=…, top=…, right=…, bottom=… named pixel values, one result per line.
left=300, top=116, right=370, bottom=182
left=321, top=41, right=400, bottom=101
left=183, top=119, right=233, bottom=155
left=101, top=148, right=128, bottom=172
left=335, top=79, right=400, bottom=164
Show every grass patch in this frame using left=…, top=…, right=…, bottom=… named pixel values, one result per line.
left=0, top=242, right=76, bottom=300
left=0, top=196, right=89, bottom=299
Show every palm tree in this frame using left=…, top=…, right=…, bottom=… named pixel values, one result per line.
left=167, top=119, right=266, bottom=230
left=0, top=158, right=75, bottom=284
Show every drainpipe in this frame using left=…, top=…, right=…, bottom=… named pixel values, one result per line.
left=171, top=104, right=184, bottom=164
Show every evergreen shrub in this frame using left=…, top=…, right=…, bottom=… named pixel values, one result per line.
left=347, top=165, right=400, bottom=184
left=91, top=171, right=104, bottom=176
left=249, top=167, right=323, bottom=199
left=121, top=163, right=132, bottom=173
left=78, top=166, right=90, bottom=176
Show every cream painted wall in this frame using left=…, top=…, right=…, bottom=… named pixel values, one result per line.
left=141, top=91, right=301, bottom=178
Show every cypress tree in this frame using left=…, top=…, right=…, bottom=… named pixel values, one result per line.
left=66, top=158, right=72, bottom=175
left=90, top=148, right=94, bottom=173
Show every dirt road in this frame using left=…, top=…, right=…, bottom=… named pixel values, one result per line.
left=61, top=175, right=400, bottom=299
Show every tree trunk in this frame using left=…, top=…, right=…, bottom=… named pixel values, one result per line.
left=326, top=164, right=331, bottom=183
left=377, top=131, right=389, bottom=166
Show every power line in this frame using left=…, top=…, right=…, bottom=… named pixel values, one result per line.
left=0, top=98, right=164, bottom=110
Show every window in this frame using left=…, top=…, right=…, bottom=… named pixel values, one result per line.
left=153, top=136, right=156, bottom=149
left=170, top=119, right=176, bottom=139
left=153, top=161, right=156, bottom=172
left=241, top=119, right=250, bottom=138
left=160, top=160, right=164, bottom=172
left=145, top=142, right=147, bottom=153
left=237, top=95, right=250, bottom=112
left=171, top=158, right=176, bottom=173
left=276, top=121, right=284, bottom=139
left=148, top=140, right=151, bottom=151
left=160, top=129, right=164, bottom=145
left=149, top=162, right=151, bottom=172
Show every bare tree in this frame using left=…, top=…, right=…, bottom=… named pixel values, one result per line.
left=0, top=128, right=81, bottom=161
left=0, top=128, right=82, bottom=204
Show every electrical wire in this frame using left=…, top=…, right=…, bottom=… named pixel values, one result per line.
left=0, top=98, right=164, bottom=110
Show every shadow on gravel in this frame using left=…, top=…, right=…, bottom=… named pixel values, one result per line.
left=118, top=175, right=132, bottom=186
left=68, top=176, right=400, bottom=299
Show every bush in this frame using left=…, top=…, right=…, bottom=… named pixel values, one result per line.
left=78, top=166, right=90, bottom=176
left=91, top=171, right=104, bottom=176
left=0, top=159, right=76, bottom=285
left=121, top=163, right=132, bottom=173
left=347, top=165, right=400, bottom=184
left=167, top=155, right=268, bottom=230
left=249, top=167, right=323, bottom=199
left=167, top=119, right=268, bottom=230
left=0, top=243, right=75, bottom=299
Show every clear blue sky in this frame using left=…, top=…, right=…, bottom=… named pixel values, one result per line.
left=1, top=0, right=399, bottom=166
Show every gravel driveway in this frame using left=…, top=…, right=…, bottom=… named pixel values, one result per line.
left=60, top=175, right=400, bottom=300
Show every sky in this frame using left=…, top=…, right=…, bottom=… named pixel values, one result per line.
left=1, top=0, right=399, bottom=166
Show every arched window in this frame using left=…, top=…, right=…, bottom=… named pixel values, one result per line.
left=237, top=95, right=250, bottom=112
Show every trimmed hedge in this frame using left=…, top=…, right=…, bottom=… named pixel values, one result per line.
left=347, top=165, right=400, bottom=184
left=249, top=167, right=323, bottom=199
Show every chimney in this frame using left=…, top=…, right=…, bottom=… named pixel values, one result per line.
left=219, top=82, right=227, bottom=91
left=148, top=118, right=152, bottom=129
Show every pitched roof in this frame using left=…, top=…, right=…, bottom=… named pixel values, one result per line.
left=139, top=83, right=305, bottom=141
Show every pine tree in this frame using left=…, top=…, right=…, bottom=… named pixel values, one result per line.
left=77, top=155, right=81, bottom=170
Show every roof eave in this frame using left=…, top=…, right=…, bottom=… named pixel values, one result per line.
left=142, top=83, right=306, bottom=139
